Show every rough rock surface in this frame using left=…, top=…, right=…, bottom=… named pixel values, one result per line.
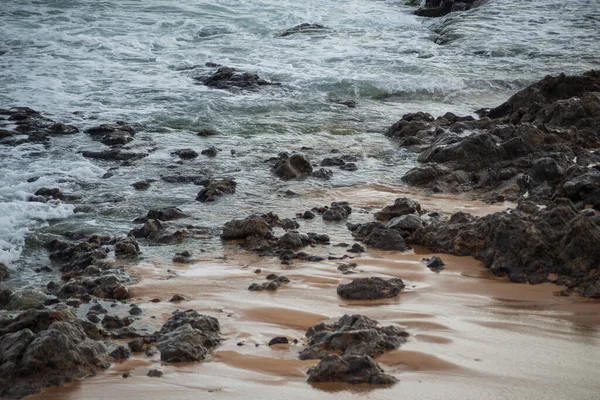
left=337, top=278, right=405, bottom=300
left=196, top=178, right=237, bottom=202
left=410, top=199, right=600, bottom=296
left=348, top=222, right=410, bottom=251
left=414, top=0, right=482, bottom=18
left=195, top=66, right=273, bottom=90
left=279, top=23, right=328, bottom=37
left=272, top=154, right=313, bottom=180
left=157, top=310, right=221, bottom=363
left=300, top=315, right=408, bottom=385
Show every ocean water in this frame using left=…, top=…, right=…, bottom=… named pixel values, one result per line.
left=0, top=0, right=599, bottom=274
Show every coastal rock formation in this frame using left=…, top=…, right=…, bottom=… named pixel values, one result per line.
left=414, top=0, right=482, bottom=18
left=300, top=315, right=408, bottom=384
left=0, top=107, right=78, bottom=145
left=337, top=277, right=406, bottom=300
left=348, top=222, right=411, bottom=251
left=410, top=198, right=600, bottom=297
left=387, top=71, right=600, bottom=207
left=0, top=310, right=110, bottom=399
left=195, top=66, right=273, bottom=90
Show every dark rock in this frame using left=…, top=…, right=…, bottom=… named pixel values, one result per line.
left=375, top=198, right=422, bottom=221
left=323, top=202, right=352, bottom=221
left=128, top=338, right=145, bottom=353
left=115, top=237, right=140, bottom=258
left=312, top=168, right=333, bottom=180
left=110, top=345, right=131, bottom=360
left=196, top=66, right=273, bottom=90
left=85, top=124, right=135, bottom=146
left=82, top=149, right=147, bottom=161
left=147, top=369, right=163, bottom=377
left=129, top=305, right=142, bottom=316
left=273, top=154, right=313, bottom=180
left=268, top=337, right=289, bottom=346
left=279, top=23, right=328, bottom=37
left=350, top=222, right=410, bottom=251
left=300, top=314, right=408, bottom=361
left=0, top=263, right=9, bottom=281
left=196, top=178, right=236, bottom=202
left=340, top=162, right=358, bottom=171
left=278, top=232, right=305, bottom=249
left=146, top=207, right=186, bottom=221
left=201, top=146, right=219, bottom=157
left=386, top=214, right=425, bottom=232
left=281, top=219, right=300, bottom=231
left=248, top=276, right=290, bottom=291
left=145, top=346, right=158, bottom=357
left=169, top=294, right=185, bottom=302
left=337, top=263, right=358, bottom=275
left=414, top=0, right=481, bottom=18
left=307, top=354, right=397, bottom=385
left=173, top=148, right=198, bottom=159
left=197, top=129, right=220, bottom=137
left=303, top=210, right=315, bottom=219
left=347, top=243, right=366, bottom=253
left=425, top=256, right=446, bottom=270
left=221, top=215, right=273, bottom=240
left=102, top=315, right=131, bottom=330
left=132, top=181, right=150, bottom=190
left=337, top=278, right=405, bottom=300
left=321, top=157, right=345, bottom=167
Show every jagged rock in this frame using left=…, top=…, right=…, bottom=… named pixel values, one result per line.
left=386, top=214, right=425, bottom=233
left=196, top=178, right=236, bottom=202
left=201, top=146, right=219, bottom=157
left=375, top=198, right=422, bottom=221
left=195, top=66, right=273, bottom=90
left=146, top=207, right=186, bottom=221
left=115, top=237, right=140, bottom=258
left=278, top=232, right=306, bottom=249
left=279, top=23, right=328, bottom=37
left=337, top=278, right=405, bottom=300
left=273, top=154, right=313, bottom=180
left=323, top=202, right=352, bottom=221
left=349, top=222, right=410, bottom=251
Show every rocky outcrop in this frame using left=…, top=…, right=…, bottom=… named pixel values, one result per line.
left=300, top=315, right=408, bottom=385
left=337, top=278, right=405, bottom=300
left=348, top=222, right=411, bottom=251
left=387, top=71, right=600, bottom=207
left=410, top=199, right=600, bottom=296
left=414, top=0, right=482, bottom=18
left=0, top=310, right=111, bottom=399
left=374, top=198, right=422, bottom=221
left=279, top=23, right=328, bottom=37
left=195, top=66, right=273, bottom=90
left=221, top=215, right=274, bottom=240
left=0, top=107, right=78, bottom=145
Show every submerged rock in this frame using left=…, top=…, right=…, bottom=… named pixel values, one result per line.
left=279, top=23, right=328, bottom=37
left=195, top=66, right=273, bottom=90
left=337, top=277, right=405, bottom=300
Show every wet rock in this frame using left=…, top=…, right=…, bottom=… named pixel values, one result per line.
left=169, top=294, right=185, bottom=302
left=337, top=277, right=405, bottom=300
left=221, top=215, right=273, bottom=240
left=196, top=178, right=236, bottom=202
left=132, top=181, right=150, bottom=190
left=82, top=149, right=147, bottom=161
left=129, top=305, right=142, bottom=316
left=425, top=256, right=445, bottom=270
left=85, top=124, right=135, bottom=146
left=197, top=129, right=220, bottom=137
left=302, top=210, right=315, bottom=219
left=195, top=66, right=273, bottom=90
left=414, top=0, right=481, bottom=18
left=0, top=318, right=110, bottom=399
left=160, top=310, right=220, bottom=338
left=312, top=168, right=333, bottom=180
left=128, top=338, right=145, bottom=353
left=248, top=276, right=290, bottom=291
left=279, top=23, right=328, bottom=37
left=0, top=263, right=9, bottom=281
left=110, top=345, right=131, bottom=360
left=323, top=202, right=352, bottom=221
left=281, top=219, right=300, bottom=231
left=145, top=346, right=158, bottom=357
left=0, top=289, right=13, bottom=307
left=300, top=314, right=408, bottom=361
left=347, top=243, right=366, bottom=253
left=349, top=222, right=410, bottom=251
left=375, top=198, right=422, bottom=221
left=115, top=237, right=140, bottom=258
left=386, top=214, right=425, bottom=233
left=273, top=154, right=313, bottom=180
left=278, top=232, right=305, bottom=249
left=340, top=162, right=358, bottom=171
left=161, top=175, right=209, bottom=185
left=156, top=312, right=221, bottom=363
left=337, top=263, right=358, bottom=275
left=268, top=337, right=289, bottom=346
left=308, top=232, right=330, bottom=244
left=147, top=369, right=163, bottom=378
left=102, top=315, right=132, bottom=330
left=321, top=157, right=345, bottom=167
left=410, top=199, right=600, bottom=293
left=146, top=207, right=186, bottom=221
left=307, top=354, right=397, bottom=385
left=201, top=146, right=219, bottom=157
left=173, top=148, right=198, bottom=159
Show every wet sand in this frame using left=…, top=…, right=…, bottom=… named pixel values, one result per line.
left=27, top=186, right=600, bottom=400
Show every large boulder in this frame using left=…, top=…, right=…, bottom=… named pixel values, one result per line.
left=307, top=354, right=397, bottom=385
left=375, top=198, right=422, bottom=221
